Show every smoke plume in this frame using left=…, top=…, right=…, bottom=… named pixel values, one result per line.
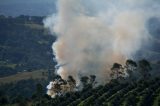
left=44, top=0, right=160, bottom=84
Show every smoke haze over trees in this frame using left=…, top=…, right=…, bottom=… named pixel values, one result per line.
left=44, top=0, right=160, bottom=84
left=0, top=0, right=160, bottom=106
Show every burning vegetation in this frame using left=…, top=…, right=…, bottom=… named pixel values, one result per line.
left=44, top=0, right=160, bottom=86
left=43, top=0, right=159, bottom=99
left=47, top=75, right=96, bottom=98
left=47, top=59, right=152, bottom=98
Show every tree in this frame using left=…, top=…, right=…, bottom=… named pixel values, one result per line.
left=36, top=83, right=44, bottom=98
left=110, top=63, right=123, bottom=79
left=67, top=76, right=76, bottom=91
left=80, top=76, right=89, bottom=88
left=0, top=96, right=9, bottom=105
left=125, top=59, right=137, bottom=80
left=126, top=59, right=137, bottom=69
left=89, top=75, right=96, bottom=86
left=138, top=59, right=152, bottom=79
left=68, top=76, right=76, bottom=85
left=53, top=80, right=62, bottom=94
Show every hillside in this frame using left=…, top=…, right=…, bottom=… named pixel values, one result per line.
left=0, top=0, right=56, bottom=16
left=0, top=15, right=160, bottom=106
left=4, top=77, right=159, bottom=106
left=0, top=15, right=56, bottom=104
left=0, top=15, right=56, bottom=77
left=47, top=78, right=160, bottom=106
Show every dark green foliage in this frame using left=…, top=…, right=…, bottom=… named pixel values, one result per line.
left=0, top=96, right=9, bottom=105
left=126, top=59, right=137, bottom=67
left=68, top=76, right=76, bottom=85
left=0, top=75, right=160, bottom=106
left=138, top=59, right=152, bottom=79
left=0, top=15, right=160, bottom=106
left=80, top=76, right=89, bottom=86
left=110, top=63, right=123, bottom=79
left=28, top=77, right=160, bottom=106
left=0, top=66, right=17, bottom=77
left=0, top=78, right=48, bottom=100
left=0, top=15, right=56, bottom=77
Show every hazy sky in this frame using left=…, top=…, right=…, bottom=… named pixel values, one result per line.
left=1, top=0, right=56, bottom=4
left=0, top=0, right=57, bottom=16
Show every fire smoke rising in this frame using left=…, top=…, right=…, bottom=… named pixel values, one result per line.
left=44, top=0, right=160, bottom=84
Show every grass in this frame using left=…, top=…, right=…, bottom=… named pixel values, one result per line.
left=0, top=69, right=48, bottom=84
left=37, top=40, right=49, bottom=45
left=24, top=23, right=44, bottom=30
left=0, top=61, right=17, bottom=69
left=0, top=64, right=17, bottom=69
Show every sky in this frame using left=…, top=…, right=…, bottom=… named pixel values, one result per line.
left=0, top=0, right=57, bottom=16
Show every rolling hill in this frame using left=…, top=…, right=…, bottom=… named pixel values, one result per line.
left=0, top=15, right=160, bottom=106
left=0, top=15, right=56, bottom=77
left=29, top=77, right=160, bottom=106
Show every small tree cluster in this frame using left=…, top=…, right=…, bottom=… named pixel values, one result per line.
left=110, top=63, right=124, bottom=79
left=110, top=59, right=152, bottom=81
left=80, top=75, right=96, bottom=90
left=47, top=75, right=76, bottom=98
left=47, top=74, right=97, bottom=98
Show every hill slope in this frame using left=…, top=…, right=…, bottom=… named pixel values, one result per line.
left=33, top=78, right=160, bottom=106
left=0, top=15, right=56, bottom=77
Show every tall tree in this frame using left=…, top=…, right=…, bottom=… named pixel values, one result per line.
left=89, top=75, right=96, bottom=86
left=110, top=63, right=123, bottom=79
left=80, top=76, right=89, bottom=87
left=125, top=59, right=137, bottom=80
left=138, top=59, right=152, bottom=79
left=67, top=76, right=76, bottom=91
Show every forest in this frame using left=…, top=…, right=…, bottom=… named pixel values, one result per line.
left=0, top=15, right=55, bottom=105
left=0, top=15, right=56, bottom=77
left=0, top=15, right=160, bottom=106
left=0, top=57, right=160, bottom=106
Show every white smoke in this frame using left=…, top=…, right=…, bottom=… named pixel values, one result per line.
left=44, top=0, right=160, bottom=85
left=46, top=81, right=57, bottom=98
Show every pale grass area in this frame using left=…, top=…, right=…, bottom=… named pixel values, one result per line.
left=24, top=23, right=44, bottom=30
left=0, top=70, right=48, bottom=84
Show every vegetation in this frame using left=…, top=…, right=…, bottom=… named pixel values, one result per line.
left=0, top=76, right=159, bottom=106
left=0, top=15, right=56, bottom=77
left=0, top=70, right=48, bottom=84
left=0, top=15, right=56, bottom=105
left=0, top=59, right=158, bottom=106
left=0, top=15, right=160, bottom=106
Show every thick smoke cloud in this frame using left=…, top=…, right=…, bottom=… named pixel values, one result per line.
left=44, top=0, right=160, bottom=84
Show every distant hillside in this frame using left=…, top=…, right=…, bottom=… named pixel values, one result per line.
left=0, top=15, right=56, bottom=77
left=0, top=0, right=56, bottom=16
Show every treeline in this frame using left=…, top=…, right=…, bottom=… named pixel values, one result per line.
left=0, top=15, right=44, bottom=25
left=110, top=59, right=152, bottom=81
left=0, top=59, right=160, bottom=106
left=46, top=59, right=153, bottom=99
left=1, top=76, right=159, bottom=106
left=30, top=77, right=160, bottom=106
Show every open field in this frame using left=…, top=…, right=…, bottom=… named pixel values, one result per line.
left=0, top=70, right=48, bottom=84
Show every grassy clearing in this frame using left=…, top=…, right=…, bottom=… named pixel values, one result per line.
left=24, top=23, right=44, bottom=30
left=0, top=70, right=48, bottom=84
